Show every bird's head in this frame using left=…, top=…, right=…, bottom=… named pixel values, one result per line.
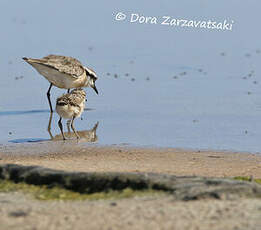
left=84, top=66, right=98, bottom=95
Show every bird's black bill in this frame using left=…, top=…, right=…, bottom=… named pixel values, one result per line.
left=92, top=85, right=98, bottom=94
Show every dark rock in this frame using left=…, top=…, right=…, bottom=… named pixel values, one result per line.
left=0, top=164, right=261, bottom=201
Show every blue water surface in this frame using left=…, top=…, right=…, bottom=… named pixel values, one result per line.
left=0, top=0, right=261, bottom=152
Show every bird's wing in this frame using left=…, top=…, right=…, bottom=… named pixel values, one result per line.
left=68, top=93, right=85, bottom=105
left=25, top=55, right=85, bottom=78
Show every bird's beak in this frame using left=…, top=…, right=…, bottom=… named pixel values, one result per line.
left=92, top=84, right=98, bottom=94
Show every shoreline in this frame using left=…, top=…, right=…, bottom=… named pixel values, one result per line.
left=3, top=140, right=261, bottom=155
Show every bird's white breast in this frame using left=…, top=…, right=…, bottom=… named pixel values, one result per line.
left=56, top=101, right=85, bottom=119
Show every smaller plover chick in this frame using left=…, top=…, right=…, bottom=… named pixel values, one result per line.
left=56, top=88, right=86, bottom=140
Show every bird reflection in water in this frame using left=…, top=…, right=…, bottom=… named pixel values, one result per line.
left=47, top=112, right=99, bottom=142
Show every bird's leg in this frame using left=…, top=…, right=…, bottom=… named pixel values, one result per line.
left=67, top=89, right=70, bottom=93
left=66, top=119, right=72, bottom=133
left=58, top=117, right=66, bottom=140
left=92, top=122, right=99, bottom=132
left=71, top=117, right=80, bottom=139
left=47, top=112, right=54, bottom=139
left=47, top=83, right=53, bottom=113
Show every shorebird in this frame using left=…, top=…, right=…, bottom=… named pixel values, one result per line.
left=56, top=88, right=86, bottom=140
left=23, top=55, right=98, bottom=112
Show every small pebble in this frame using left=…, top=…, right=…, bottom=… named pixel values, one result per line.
left=110, top=202, right=117, bottom=206
left=15, top=76, right=24, bottom=80
left=9, top=210, right=28, bottom=217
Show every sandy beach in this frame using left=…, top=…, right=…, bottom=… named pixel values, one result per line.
left=1, top=142, right=261, bottom=177
left=0, top=142, right=261, bottom=230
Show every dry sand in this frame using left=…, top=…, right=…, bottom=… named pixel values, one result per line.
left=1, top=141, right=261, bottom=230
left=1, top=193, right=261, bottom=230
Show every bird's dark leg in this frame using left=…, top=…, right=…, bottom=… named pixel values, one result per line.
left=58, top=117, right=66, bottom=140
left=67, top=89, right=70, bottom=93
left=47, top=112, right=54, bottom=139
left=47, top=83, right=53, bottom=113
left=71, top=117, right=80, bottom=139
left=66, top=119, right=72, bottom=133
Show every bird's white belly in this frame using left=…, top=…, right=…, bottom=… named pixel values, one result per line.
left=56, top=105, right=76, bottom=119
left=76, top=102, right=85, bottom=117
left=31, top=63, right=85, bottom=89
left=56, top=102, right=84, bottom=119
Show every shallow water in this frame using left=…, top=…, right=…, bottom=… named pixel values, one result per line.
left=1, top=1, right=261, bottom=152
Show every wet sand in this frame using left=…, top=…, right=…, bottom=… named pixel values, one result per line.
left=1, top=142, right=261, bottom=230
left=0, top=142, right=261, bottom=178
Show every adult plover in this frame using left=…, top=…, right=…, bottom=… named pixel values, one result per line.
left=23, top=55, right=98, bottom=112
left=56, top=88, right=86, bottom=140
